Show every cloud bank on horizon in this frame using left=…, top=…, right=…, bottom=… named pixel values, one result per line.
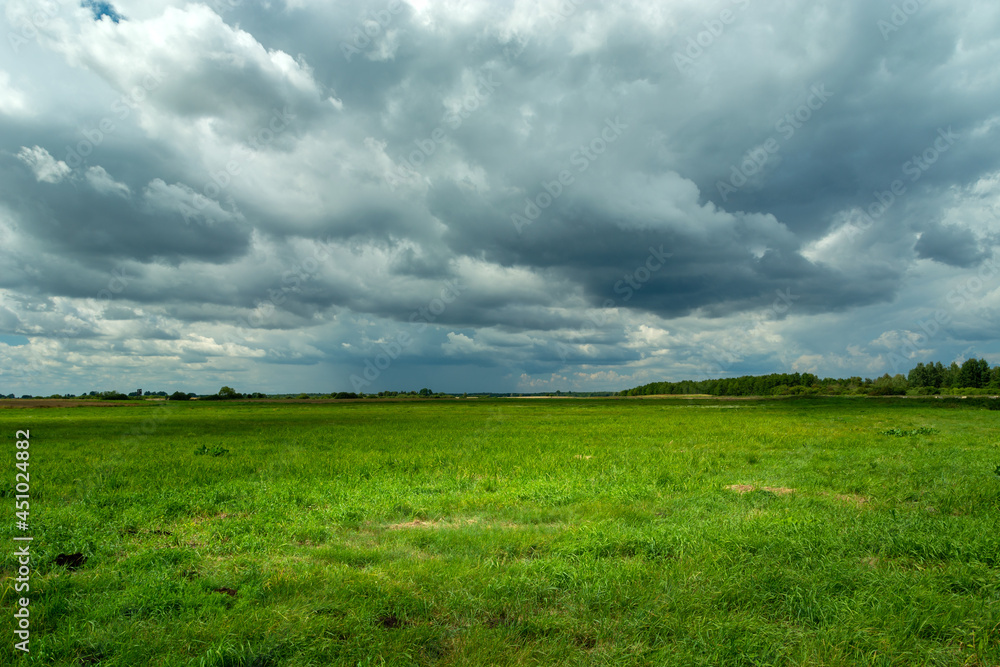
left=1, top=0, right=999, bottom=394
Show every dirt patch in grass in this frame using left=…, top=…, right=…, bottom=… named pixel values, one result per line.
left=54, top=553, right=87, bottom=570
left=386, top=519, right=439, bottom=530
left=818, top=492, right=868, bottom=505
left=384, top=518, right=517, bottom=531
left=377, top=613, right=407, bottom=629
left=0, top=399, right=148, bottom=409
left=728, top=485, right=872, bottom=505
left=485, top=611, right=516, bottom=628
left=573, top=455, right=593, bottom=460
left=190, top=512, right=246, bottom=525
left=725, top=484, right=796, bottom=495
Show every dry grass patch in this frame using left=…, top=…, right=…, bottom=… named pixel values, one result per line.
left=725, top=484, right=796, bottom=495
left=189, top=511, right=244, bottom=525
left=818, top=492, right=868, bottom=505
left=384, top=518, right=518, bottom=531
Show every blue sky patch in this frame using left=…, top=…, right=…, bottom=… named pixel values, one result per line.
left=82, top=1, right=123, bottom=23
left=0, top=335, right=29, bottom=347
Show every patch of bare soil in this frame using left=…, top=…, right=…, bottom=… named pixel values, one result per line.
left=728, top=485, right=873, bottom=505
left=726, top=484, right=797, bottom=495
left=0, top=399, right=147, bottom=408
left=817, top=491, right=868, bottom=505
left=384, top=518, right=516, bottom=530
left=386, top=519, right=437, bottom=530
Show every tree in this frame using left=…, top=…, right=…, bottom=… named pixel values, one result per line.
left=928, top=362, right=945, bottom=388
left=219, top=386, right=238, bottom=399
left=958, top=358, right=991, bottom=388
left=168, top=391, right=192, bottom=401
left=977, top=358, right=992, bottom=387
left=419, top=388, right=432, bottom=397
left=98, top=390, right=130, bottom=400
left=868, top=374, right=908, bottom=396
left=942, top=362, right=960, bottom=388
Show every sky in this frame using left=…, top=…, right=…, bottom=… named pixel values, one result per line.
left=1, top=0, right=999, bottom=396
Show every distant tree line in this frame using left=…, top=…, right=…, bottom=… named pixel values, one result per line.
left=621, top=358, right=1000, bottom=397
left=2, top=387, right=455, bottom=401
left=7, top=361, right=1000, bottom=401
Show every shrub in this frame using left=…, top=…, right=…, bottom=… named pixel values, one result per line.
left=880, top=427, right=936, bottom=437
left=193, top=444, right=229, bottom=457
left=868, top=385, right=906, bottom=396
left=98, top=391, right=131, bottom=400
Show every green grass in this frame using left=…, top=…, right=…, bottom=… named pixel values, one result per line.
left=2, top=397, right=999, bottom=665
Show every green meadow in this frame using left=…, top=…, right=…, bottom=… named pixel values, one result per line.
left=2, top=397, right=999, bottom=666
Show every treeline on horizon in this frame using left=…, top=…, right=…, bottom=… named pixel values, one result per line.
left=621, top=358, right=1000, bottom=397
left=7, top=359, right=1000, bottom=400
left=1, top=386, right=619, bottom=401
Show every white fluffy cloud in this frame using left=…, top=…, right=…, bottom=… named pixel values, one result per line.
left=16, top=146, right=70, bottom=183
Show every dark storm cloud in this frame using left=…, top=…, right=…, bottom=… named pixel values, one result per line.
left=0, top=155, right=250, bottom=267
left=914, top=224, right=991, bottom=268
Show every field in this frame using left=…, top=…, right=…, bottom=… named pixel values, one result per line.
left=2, top=397, right=999, bottom=666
